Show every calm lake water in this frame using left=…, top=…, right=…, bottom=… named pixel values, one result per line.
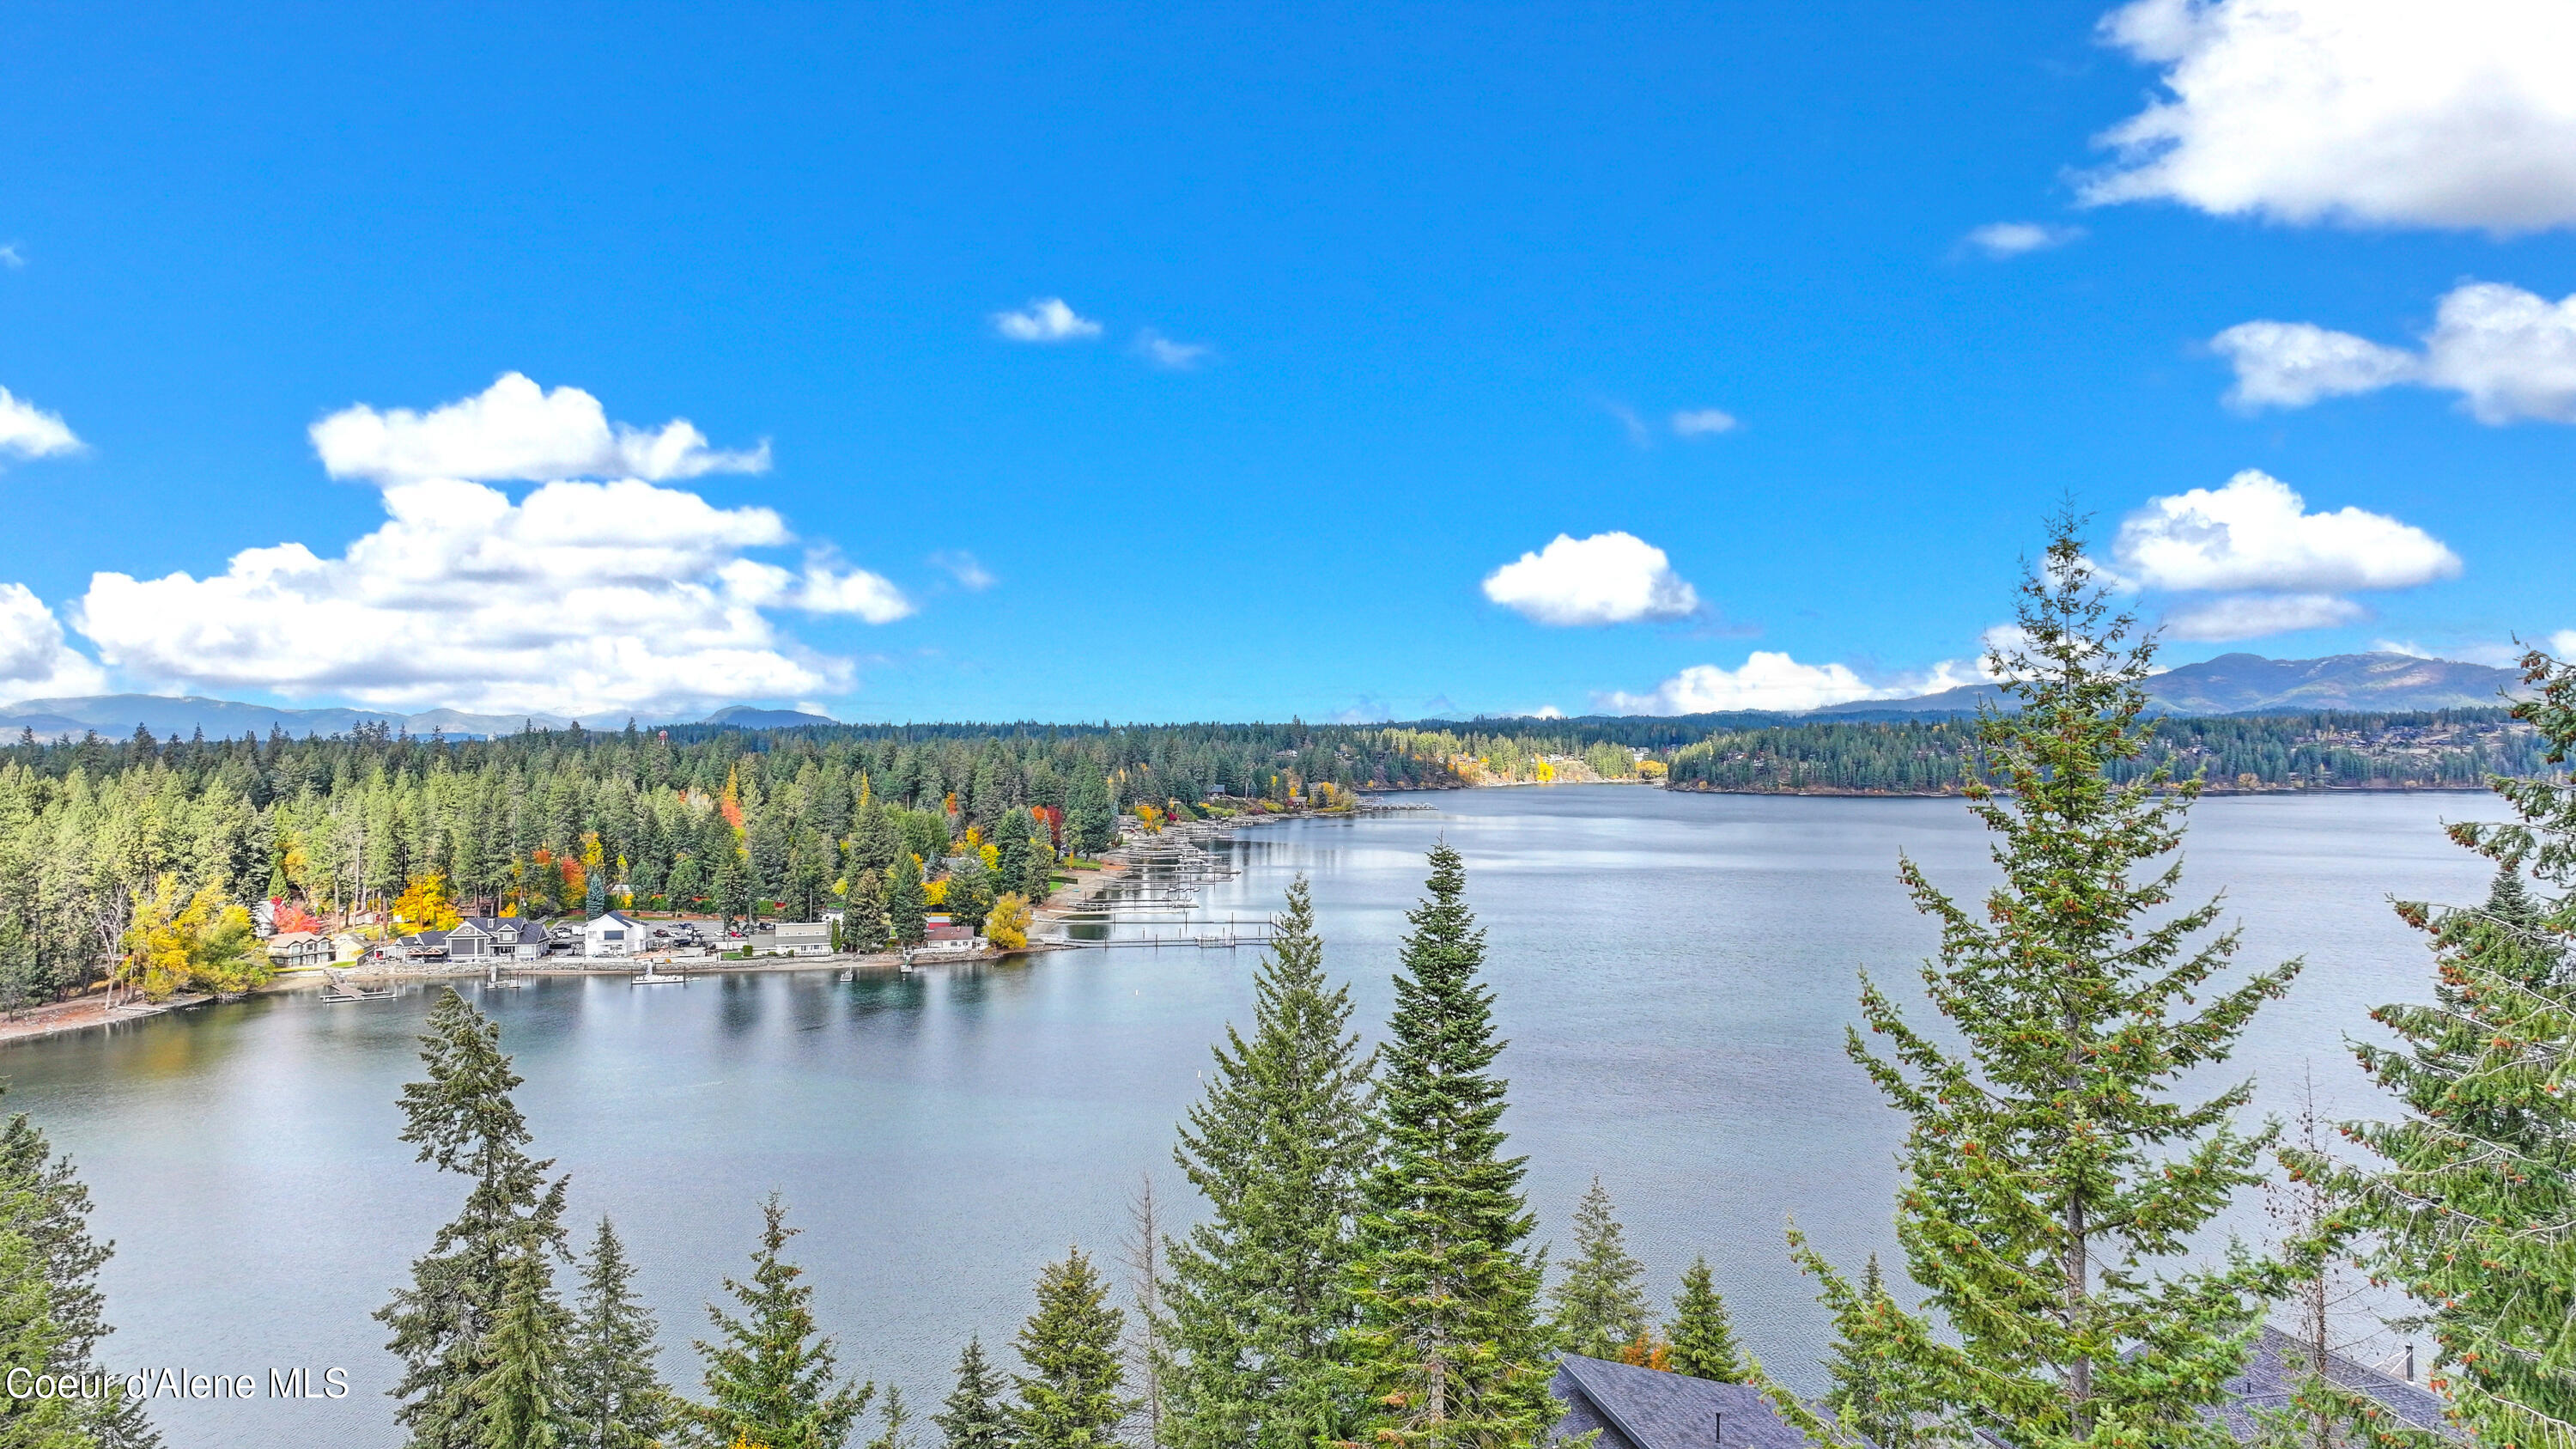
left=0, top=785, right=2513, bottom=1446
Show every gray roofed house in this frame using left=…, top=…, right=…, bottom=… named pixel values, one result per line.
left=1552, top=1355, right=1830, bottom=1449
left=2209, top=1327, right=2458, bottom=1444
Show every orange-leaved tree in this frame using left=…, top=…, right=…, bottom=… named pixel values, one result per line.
left=390, top=870, right=464, bottom=935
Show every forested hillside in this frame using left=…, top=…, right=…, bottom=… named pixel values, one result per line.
left=1664, top=708, right=2548, bottom=794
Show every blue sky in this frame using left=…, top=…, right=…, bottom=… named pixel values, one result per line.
left=2, top=1, right=2572, bottom=723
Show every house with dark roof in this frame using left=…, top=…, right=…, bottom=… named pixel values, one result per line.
left=2211, top=1327, right=2457, bottom=1444
left=1551, top=1355, right=1831, bottom=1449
left=1552, top=1329, right=2458, bottom=1449
left=443, top=917, right=553, bottom=960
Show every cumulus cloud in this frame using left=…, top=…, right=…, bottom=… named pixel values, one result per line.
left=1962, top=222, right=2087, bottom=257
left=2215, top=282, right=2576, bottom=422
left=1481, top=532, right=1702, bottom=626
left=2086, top=0, right=2576, bottom=232
left=70, top=474, right=911, bottom=718
left=1596, top=653, right=1883, bottom=715
left=1134, top=330, right=1213, bottom=370
left=2111, top=470, right=2458, bottom=593
left=0, top=387, right=82, bottom=464
left=2163, top=592, right=2371, bottom=641
left=311, top=373, right=771, bottom=485
left=993, top=298, right=1103, bottom=344
left=0, top=584, right=107, bottom=698
left=1669, top=408, right=1739, bottom=437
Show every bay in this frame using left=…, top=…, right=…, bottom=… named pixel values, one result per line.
left=0, top=785, right=2510, bottom=1446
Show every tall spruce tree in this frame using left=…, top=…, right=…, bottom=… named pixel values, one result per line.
left=380, top=989, right=572, bottom=1449
left=1665, top=1257, right=1746, bottom=1385
left=886, top=855, right=929, bottom=948
left=1343, top=843, right=1558, bottom=1447
left=1012, top=1248, right=1128, bottom=1449
left=562, top=1217, right=669, bottom=1449
left=1792, top=519, right=2300, bottom=1449
left=470, top=1247, right=573, bottom=1449
left=1163, top=875, right=1376, bottom=1449
left=1819, top=1256, right=1917, bottom=1449
left=845, top=872, right=889, bottom=953
left=932, top=1337, right=1010, bottom=1449
left=680, top=1196, right=872, bottom=1449
left=2300, top=646, right=2576, bottom=1446
left=1546, top=1178, right=1649, bottom=1361
left=0, top=1099, right=159, bottom=1446
left=1066, top=765, right=1115, bottom=857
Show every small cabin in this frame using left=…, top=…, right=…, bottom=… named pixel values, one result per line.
left=749, top=922, right=832, bottom=958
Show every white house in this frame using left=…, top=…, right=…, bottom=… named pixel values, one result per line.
left=583, top=911, right=649, bottom=958
left=750, top=922, right=831, bottom=957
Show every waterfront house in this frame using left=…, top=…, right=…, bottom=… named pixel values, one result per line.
left=748, top=922, right=832, bottom=957
left=330, top=931, right=368, bottom=964
left=922, top=924, right=981, bottom=954
left=444, top=917, right=554, bottom=961
left=582, top=910, right=649, bottom=958
left=264, top=931, right=332, bottom=971
left=1550, top=1355, right=1825, bottom=1449
left=2210, top=1326, right=2455, bottom=1443
left=1549, top=1327, right=2457, bottom=1449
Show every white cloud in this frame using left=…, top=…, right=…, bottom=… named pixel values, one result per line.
left=0, top=584, right=106, bottom=698
left=1669, top=408, right=1739, bottom=437
left=993, top=298, right=1103, bottom=344
left=1962, top=222, right=2087, bottom=257
left=2210, top=321, right=2417, bottom=409
left=2552, top=630, right=2576, bottom=660
left=1481, top=532, right=1702, bottom=626
left=2378, top=636, right=2524, bottom=667
left=2215, top=282, right=2576, bottom=423
left=2164, top=592, right=2370, bottom=641
left=1523, top=704, right=1566, bottom=719
left=0, top=387, right=81, bottom=463
left=72, top=472, right=911, bottom=719
left=311, top=373, right=770, bottom=485
left=0, top=245, right=22, bottom=270
left=1134, top=330, right=1212, bottom=370
left=1596, top=653, right=1883, bottom=715
left=929, top=551, right=996, bottom=591
left=2086, top=0, right=2576, bottom=232
left=2111, top=470, right=2459, bottom=593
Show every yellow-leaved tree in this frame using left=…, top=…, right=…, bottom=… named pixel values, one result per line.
left=389, top=870, right=464, bottom=935
left=985, top=892, right=1031, bottom=949
left=121, top=874, right=268, bottom=1002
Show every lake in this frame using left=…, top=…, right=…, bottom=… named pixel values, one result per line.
left=0, top=784, right=2512, bottom=1446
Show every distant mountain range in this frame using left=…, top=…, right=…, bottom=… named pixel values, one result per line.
left=1818, top=651, right=2528, bottom=718
left=0, top=694, right=843, bottom=741
left=0, top=653, right=2526, bottom=741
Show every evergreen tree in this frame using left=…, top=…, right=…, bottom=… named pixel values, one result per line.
left=471, top=1247, right=573, bottom=1449
left=993, top=809, right=1038, bottom=903
left=1546, top=1177, right=1649, bottom=1361
left=1664, top=1256, right=1746, bottom=1385
left=1066, top=766, right=1115, bottom=857
left=851, top=805, right=902, bottom=880
left=1012, top=1248, right=1128, bottom=1449
left=713, top=855, right=750, bottom=933
left=2301, top=646, right=2576, bottom=1446
left=786, top=836, right=830, bottom=923
left=865, top=1387, right=914, bottom=1449
left=931, top=1337, right=1009, bottom=1449
left=1795, top=519, right=2300, bottom=1449
left=584, top=869, right=606, bottom=919
left=680, top=1196, right=872, bottom=1449
left=0, top=1212, right=87, bottom=1449
left=946, top=856, right=994, bottom=934
left=1343, top=843, right=1558, bottom=1447
left=886, top=854, right=928, bottom=948
left=380, top=989, right=572, bottom=1449
left=1163, top=876, right=1376, bottom=1449
left=0, top=1100, right=159, bottom=1446
left=563, top=1217, right=669, bottom=1449
left=1819, top=1256, right=1916, bottom=1449
left=844, top=872, right=889, bottom=953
